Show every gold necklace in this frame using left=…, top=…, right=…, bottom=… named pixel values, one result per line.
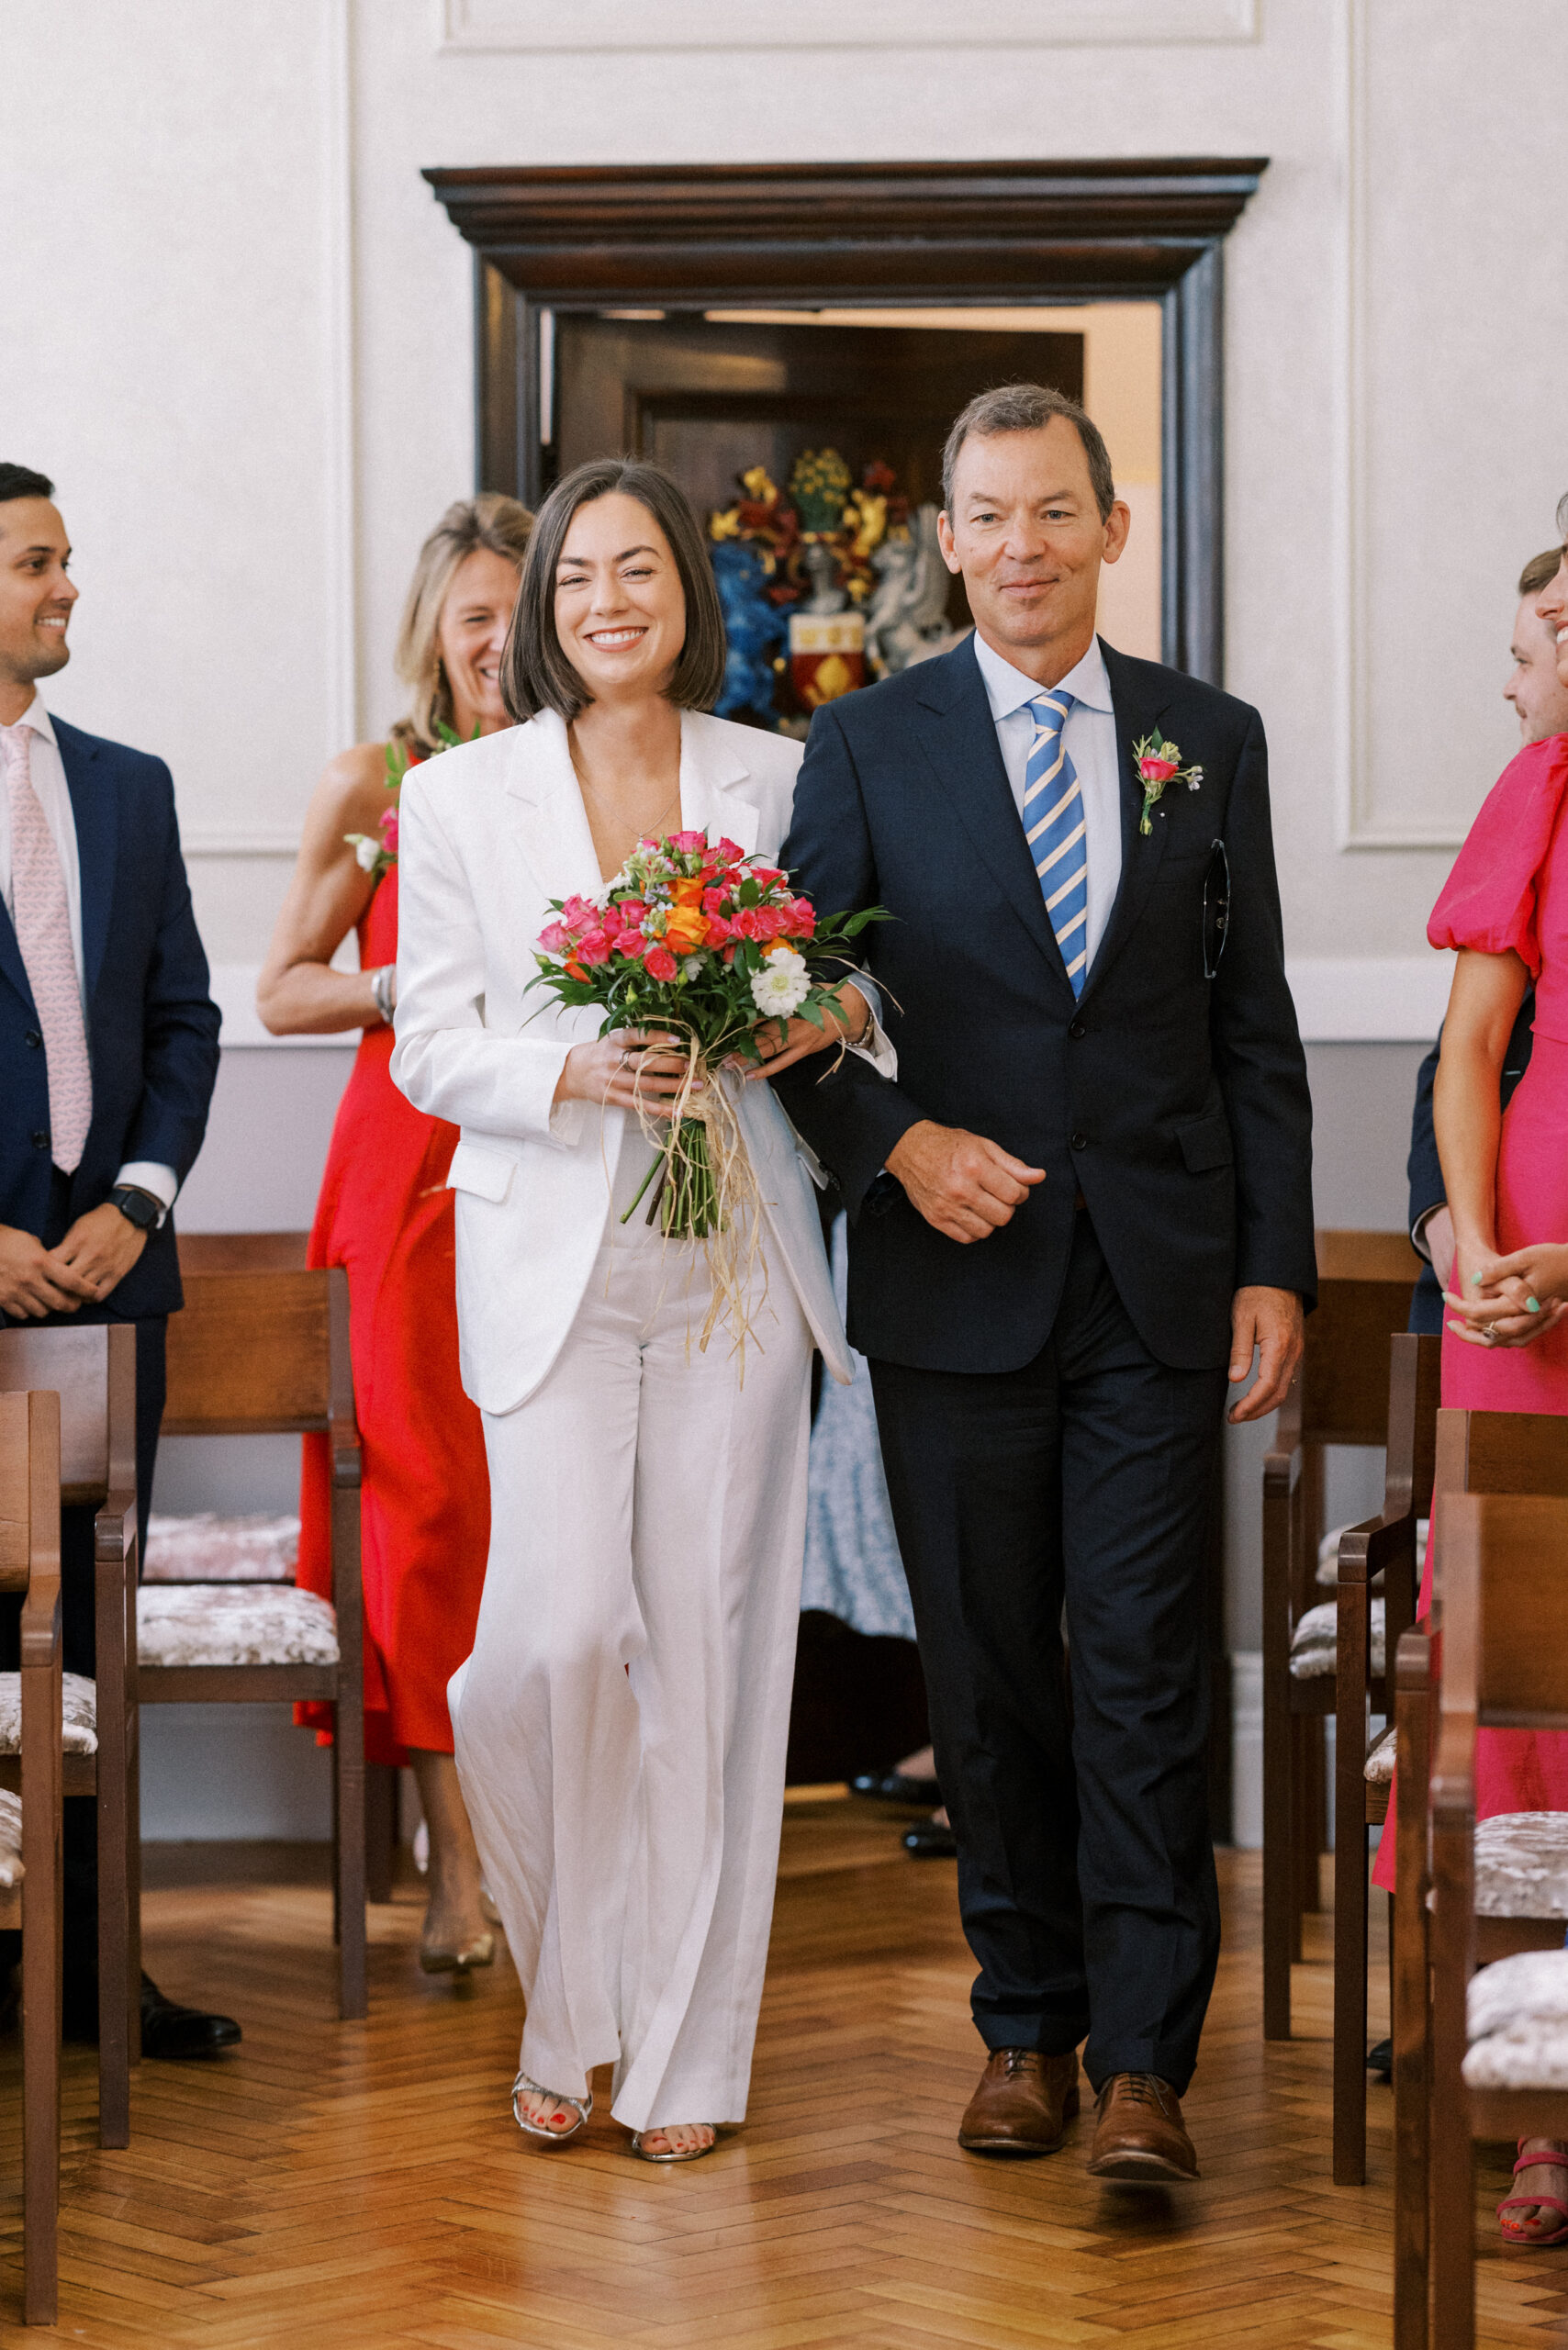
left=568, top=733, right=682, bottom=841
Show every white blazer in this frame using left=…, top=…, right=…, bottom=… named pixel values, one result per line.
left=390, top=706, right=857, bottom=1417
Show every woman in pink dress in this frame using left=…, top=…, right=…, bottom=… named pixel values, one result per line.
left=1393, top=526, right=1568, bottom=2244
left=257, top=495, right=532, bottom=1975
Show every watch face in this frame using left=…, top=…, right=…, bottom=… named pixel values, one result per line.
left=115, top=1190, right=157, bottom=1230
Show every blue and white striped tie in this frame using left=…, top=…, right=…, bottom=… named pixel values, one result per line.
left=1024, top=690, right=1088, bottom=995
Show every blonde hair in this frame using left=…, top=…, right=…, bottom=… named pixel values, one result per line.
left=390, top=494, right=533, bottom=756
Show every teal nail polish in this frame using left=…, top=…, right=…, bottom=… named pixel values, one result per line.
left=1528, top=1297, right=1541, bottom=1313
left=1471, top=1271, right=1483, bottom=1285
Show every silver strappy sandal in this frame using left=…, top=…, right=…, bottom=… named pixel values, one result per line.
left=628, top=2126, right=719, bottom=2163
left=511, top=2070, right=592, bottom=2145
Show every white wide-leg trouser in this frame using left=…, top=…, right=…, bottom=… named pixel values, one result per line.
left=451, top=1222, right=812, bottom=2132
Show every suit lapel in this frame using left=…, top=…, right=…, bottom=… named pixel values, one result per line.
left=1078, top=640, right=1175, bottom=1004
left=678, top=711, right=760, bottom=857
left=911, top=640, right=1076, bottom=1001
left=503, top=711, right=603, bottom=906
left=56, top=721, right=116, bottom=1001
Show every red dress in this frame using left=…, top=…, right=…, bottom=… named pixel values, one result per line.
left=297, top=866, right=490, bottom=1766
left=1373, top=733, right=1568, bottom=1889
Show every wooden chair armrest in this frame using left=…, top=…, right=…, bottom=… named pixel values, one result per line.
left=93, top=1487, right=137, bottom=1563
left=1338, top=1510, right=1417, bottom=1588
left=330, top=1425, right=362, bottom=1492
left=1262, top=1433, right=1303, bottom=1499
left=18, top=1572, right=61, bottom=1673
left=1430, top=1716, right=1479, bottom=1827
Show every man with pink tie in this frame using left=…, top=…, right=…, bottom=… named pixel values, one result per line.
left=0, top=462, right=237, bottom=2056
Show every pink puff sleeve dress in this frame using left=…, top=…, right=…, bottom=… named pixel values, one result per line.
left=1373, top=733, right=1568, bottom=1891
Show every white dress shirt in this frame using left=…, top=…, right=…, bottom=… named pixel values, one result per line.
left=0, top=692, right=177, bottom=1215
left=971, top=632, right=1123, bottom=975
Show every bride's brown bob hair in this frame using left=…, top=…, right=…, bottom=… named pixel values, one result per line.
left=501, top=457, right=726, bottom=722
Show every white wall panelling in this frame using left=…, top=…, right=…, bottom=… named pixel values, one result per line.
left=438, top=0, right=1258, bottom=55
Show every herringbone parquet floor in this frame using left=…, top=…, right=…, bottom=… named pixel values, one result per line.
left=1, top=1801, right=1565, bottom=2347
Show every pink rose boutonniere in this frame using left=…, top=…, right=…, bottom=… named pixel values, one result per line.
left=1133, top=731, right=1204, bottom=835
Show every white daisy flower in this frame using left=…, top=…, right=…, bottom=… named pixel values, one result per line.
left=750, top=948, right=811, bottom=1020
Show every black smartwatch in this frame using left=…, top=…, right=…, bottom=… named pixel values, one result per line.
left=109, top=1185, right=162, bottom=1233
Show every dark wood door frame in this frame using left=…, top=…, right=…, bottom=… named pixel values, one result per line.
left=424, top=158, right=1267, bottom=685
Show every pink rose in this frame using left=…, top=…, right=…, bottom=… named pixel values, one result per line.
left=713, top=838, right=745, bottom=866
left=601, top=903, right=624, bottom=938
left=785, top=898, right=816, bottom=937
left=378, top=809, right=399, bottom=850
left=619, top=899, right=648, bottom=926
left=616, top=930, right=645, bottom=958
left=560, top=895, right=596, bottom=932
left=577, top=930, right=612, bottom=967
left=644, top=945, right=678, bottom=982
left=734, top=906, right=765, bottom=940
left=669, top=829, right=707, bottom=854
left=1137, top=756, right=1179, bottom=784
left=538, top=921, right=569, bottom=954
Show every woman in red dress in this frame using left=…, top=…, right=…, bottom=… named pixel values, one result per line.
left=1376, top=523, right=1568, bottom=2244
left=257, top=495, right=532, bottom=1972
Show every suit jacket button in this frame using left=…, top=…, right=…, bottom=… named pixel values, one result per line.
left=1068, top=1017, right=1085, bottom=1040
left=24, top=1029, right=42, bottom=1049
left=31, top=1131, right=50, bottom=1150
left=1070, top=1131, right=1088, bottom=1151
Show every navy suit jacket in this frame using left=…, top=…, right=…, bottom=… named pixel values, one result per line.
left=1406, top=991, right=1535, bottom=1336
left=770, top=635, right=1316, bottom=1374
left=0, top=716, right=220, bottom=1322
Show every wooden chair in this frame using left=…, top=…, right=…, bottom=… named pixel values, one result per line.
left=0, top=1324, right=140, bottom=2151
left=147, top=1265, right=367, bottom=2017
left=1391, top=1412, right=1568, bottom=2348
left=0, top=1388, right=66, bottom=2325
left=1330, top=1330, right=1440, bottom=2182
left=1262, top=1228, right=1421, bottom=2042
left=1428, top=1487, right=1568, bottom=2349
left=172, top=1231, right=398, bottom=1903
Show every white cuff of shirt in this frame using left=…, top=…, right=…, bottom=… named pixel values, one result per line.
left=114, top=1162, right=178, bottom=1226
left=844, top=976, right=899, bottom=1081
left=1411, top=1203, right=1442, bottom=1264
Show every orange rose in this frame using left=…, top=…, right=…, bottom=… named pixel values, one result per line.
left=663, top=878, right=709, bottom=956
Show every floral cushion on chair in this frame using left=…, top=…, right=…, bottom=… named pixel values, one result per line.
left=1473, top=1811, right=1568, bottom=1919
left=1289, top=1596, right=1386, bottom=1679
left=0, top=1789, right=23, bottom=1887
left=1465, top=1947, right=1568, bottom=2087
left=0, top=1671, right=96, bottom=1755
left=1363, top=1725, right=1397, bottom=1784
left=137, top=1586, right=339, bottom=1669
left=142, top=1512, right=299, bottom=1583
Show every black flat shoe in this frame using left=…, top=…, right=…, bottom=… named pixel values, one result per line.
left=849, top=1769, right=942, bottom=1807
left=1368, top=2038, right=1392, bottom=2082
left=902, top=1818, right=958, bottom=1859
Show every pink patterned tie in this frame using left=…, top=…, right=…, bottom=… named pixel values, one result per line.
left=2, top=723, right=93, bottom=1172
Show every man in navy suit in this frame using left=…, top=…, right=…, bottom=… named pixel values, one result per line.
left=767, top=386, right=1315, bottom=2182
left=0, top=463, right=238, bottom=2054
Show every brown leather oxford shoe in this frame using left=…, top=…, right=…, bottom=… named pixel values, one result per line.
left=1085, top=2071, right=1199, bottom=2181
left=958, top=2046, right=1080, bottom=2155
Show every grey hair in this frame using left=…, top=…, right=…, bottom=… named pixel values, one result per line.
left=941, top=383, right=1116, bottom=520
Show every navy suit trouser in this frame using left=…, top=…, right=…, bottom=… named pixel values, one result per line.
left=868, top=1211, right=1226, bottom=2096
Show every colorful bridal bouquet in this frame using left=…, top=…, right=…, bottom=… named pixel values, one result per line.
left=530, top=831, right=887, bottom=1257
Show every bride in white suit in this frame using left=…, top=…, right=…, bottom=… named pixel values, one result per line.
left=391, top=459, right=884, bottom=2161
